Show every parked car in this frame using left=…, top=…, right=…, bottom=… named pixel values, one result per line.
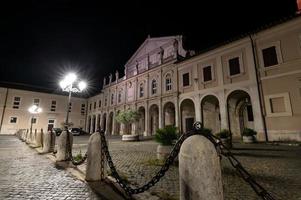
left=52, top=128, right=63, bottom=136
left=69, top=128, right=86, bottom=136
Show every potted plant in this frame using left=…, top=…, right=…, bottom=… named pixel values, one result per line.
left=242, top=128, right=257, bottom=143
left=116, top=109, right=140, bottom=141
left=216, top=129, right=232, bottom=148
left=155, top=125, right=178, bottom=160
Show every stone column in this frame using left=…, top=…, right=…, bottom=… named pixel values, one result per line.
left=95, top=115, right=99, bottom=132
left=194, top=96, right=201, bottom=122
left=105, top=113, right=110, bottom=135
left=175, top=97, right=181, bottom=130
left=90, top=116, right=93, bottom=134
left=111, top=112, right=116, bottom=135
left=86, top=132, right=105, bottom=181
left=250, top=86, right=265, bottom=141
left=219, top=91, right=229, bottom=130
left=159, top=100, right=163, bottom=129
left=145, top=104, right=149, bottom=136
left=179, top=135, right=223, bottom=200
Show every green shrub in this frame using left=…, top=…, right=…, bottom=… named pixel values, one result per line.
left=216, top=129, right=230, bottom=139
left=155, top=125, right=178, bottom=146
left=73, top=150, right=83, bottom=162
left=242, top=128, right=257, bottom=137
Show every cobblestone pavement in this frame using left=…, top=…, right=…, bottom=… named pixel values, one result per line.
left=71, top=135, right=301, bottom=200
left=0, top=135, right=102, bottom=200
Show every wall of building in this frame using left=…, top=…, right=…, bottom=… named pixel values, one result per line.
left=0, top=87, right=87, bottom=134
left=254, top=17, right=301, bottom=141
left=85, top=16, right=301, bottom=142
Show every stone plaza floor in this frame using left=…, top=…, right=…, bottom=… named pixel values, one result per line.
left=71, top=135, right=301, bottom=200
left=0, top=135, right=102, bottom=200
left=1, top=134, right=301, bottom=200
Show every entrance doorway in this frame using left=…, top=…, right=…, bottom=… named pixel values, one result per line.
left=185, top=118, right=194, bottom=132
left=47, top=119, right=55, bottom=131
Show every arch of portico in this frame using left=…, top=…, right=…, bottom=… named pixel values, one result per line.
left=227, top=89, right=254, bottom=138
left=201, top=95, right=221, bottom=134
left=149, top=104, right=159, bottom=135
left=163, top=102, right=175, bottom=127
left=180, top=99, right=195, bottom=133
left=137, top=106, right=146, bottom=135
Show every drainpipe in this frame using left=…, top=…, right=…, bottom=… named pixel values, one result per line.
left=0, top=88, right=9, bottom=133
left=249, top=35, right=269, bottom=142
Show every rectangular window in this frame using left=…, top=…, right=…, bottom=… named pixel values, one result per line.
left=33, top=98, right=40, bottom=106
left=111, top=94, right=114, bottom=105
left=50, top=100, right=56, bottom=112
left=262, top=46, right=278, bottom=67
left=105, top=98, right=107, bottom=106
left=81, top=104, right=85, bottom=115
left=89, top=103, right=92, bottom=111
left=182, top=73, right=190, bottom=86
left=10, top=117, right=17, bottom=123
left=13, top=97, right=21, bottom=109
left=94, top=102, right=96, bottom=109
left=31, top=117, right=37, bottom=124
left=118, top=93, right=122, bottom=103
left=98, top=100, right=101, bottom=108
left=140, top=85, right=144, bottom=97
left=229, top=57, right=240, bottom=76
left=270, top=97, right=285, bottom=113
left=203, top=66, right=212, bottom=82
left=69, top=102, right=72, bottom=112
left=246, top=105, right=254, bottom=121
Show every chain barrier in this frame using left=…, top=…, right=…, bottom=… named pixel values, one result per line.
left=100, top=122, right=276, bottom=199
left=66, top=129, right=88, bottom=166
left=207, top=133, right=276, bottom=200
left=100, top=129, right=200, bottom=196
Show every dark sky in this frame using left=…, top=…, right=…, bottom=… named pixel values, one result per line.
left=0, top=0, right=298, bottom=97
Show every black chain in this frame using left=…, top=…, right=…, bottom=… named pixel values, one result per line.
left=66, top=129, right=88, bottom=166
left=99, top=121, right=276, bottom=200
left=99, top=129, right=199, bottom=196
left=207, top=134, right=276, bottom=200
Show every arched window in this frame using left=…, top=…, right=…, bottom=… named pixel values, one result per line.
left=165, top=74, right=172, bottom=91
left=151, top=79, right=157, bottom=95
left=139, top=83, right=144, bottom=98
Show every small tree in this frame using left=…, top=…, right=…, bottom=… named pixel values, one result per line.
left=115, top=110, right=139, bottom=134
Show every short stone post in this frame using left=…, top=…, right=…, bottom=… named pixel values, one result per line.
left=56, top=130, right=73, bottom=161
left=86, top=132, right=105, bottom=181
left=179, top=135, right=223, bottom=200
left=42, top=130, right=52, bottom=153
left=34, top=129, right=42, bottom=147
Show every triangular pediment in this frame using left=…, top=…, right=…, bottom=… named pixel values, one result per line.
left=125, top=36, right=179, bottom=67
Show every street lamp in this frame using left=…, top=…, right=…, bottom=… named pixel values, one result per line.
left=59, top=73, right=87, bottom=130
left=28, top=105, right=42, bottom=133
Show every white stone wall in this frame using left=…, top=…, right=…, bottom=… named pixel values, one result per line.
left=0, top=88, right=87, bottom=134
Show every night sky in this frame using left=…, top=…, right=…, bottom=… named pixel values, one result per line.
left=0, top=0, right=298, bottom=97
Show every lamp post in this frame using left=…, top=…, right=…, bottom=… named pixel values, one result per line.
left=57, top=73, right=87, bottom=161
left=59, top=73, right=87, bottom=130
left=28, top=105, right=42, bottom=133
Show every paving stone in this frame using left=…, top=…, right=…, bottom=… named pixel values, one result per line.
left=71, top=136, right=301, bottom=200
left=0, top=136, right=102, bottom=200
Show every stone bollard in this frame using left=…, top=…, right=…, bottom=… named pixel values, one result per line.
left=86, top=132, right=105, bottom=181
left=179, top=135, right=223, bottom=200
left=56, top=130, right=73, bottom=161
left=42, top=130, right=52, bottom=153
left=34, top=129, right=43, bottom=147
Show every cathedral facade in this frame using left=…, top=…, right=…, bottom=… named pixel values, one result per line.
left=88, top=16, right=301, bottom=141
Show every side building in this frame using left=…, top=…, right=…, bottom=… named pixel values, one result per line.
left=87, top=16, right=301, bottom=142
left=0, top=87, right=87, bottom=134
